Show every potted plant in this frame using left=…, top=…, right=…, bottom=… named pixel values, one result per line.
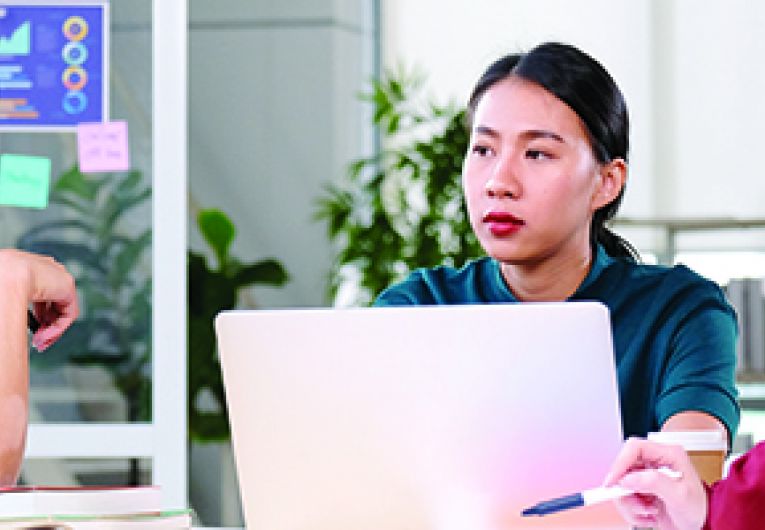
left=315, top=70, right=481, bottom=305
left=187, top=208, right=288, bottom=526
left=188, top=208, right=289, bottom=441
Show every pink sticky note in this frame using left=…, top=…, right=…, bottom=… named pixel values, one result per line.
left=77, top=121, right=130, bottom=173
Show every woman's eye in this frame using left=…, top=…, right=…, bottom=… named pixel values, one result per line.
left=525, top=149, right=551, bottom=160
left=471, top=145, right=492, bottom=157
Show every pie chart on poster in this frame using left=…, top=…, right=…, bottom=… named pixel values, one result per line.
left=62, top=65, right=87, bottom=91
left=63, top=15, right=88, bottom=41
left=62, top=41, right=88, bottom=65
left=62, top=91, right=87, bottom=115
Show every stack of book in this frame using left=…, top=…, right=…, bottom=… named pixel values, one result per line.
left=0, top=485, right=191, bottom=529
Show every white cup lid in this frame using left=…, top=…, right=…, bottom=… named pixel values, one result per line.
left=647, top=430, right=726, bottom=451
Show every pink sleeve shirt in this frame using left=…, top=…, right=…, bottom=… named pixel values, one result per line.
left=704, top=440, right=765, bottom=530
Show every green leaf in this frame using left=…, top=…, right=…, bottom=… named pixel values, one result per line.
left=347, top=157, right=370, bottom=180
left=189, top=410, right=230, bottom=442
left=198, top=209, right=235, bottom=269
left=389, top=78, right=404, bottom=101
left=82, top=287, right=113, bottom=310
left=116, top=170, right=143, bottom=195
left=49, top=193, right=95, bottom=217
left=233, top=259, right=289, bottom=287
left=105, top=187, right=152, bottom=232
left=373, top=102, right=391, bottom=124
left=372, top=79, right=389, bottom=109
left=16, top=220, right=92, bottom=248
left=387, top=113, right=401, bottom=135
left=110, top=229, right=152, bottom=288
left=313, top=184, right=355, bottom=239
left=54, top=165, right=101, bottom=201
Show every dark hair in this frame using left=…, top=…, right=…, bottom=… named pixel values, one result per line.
left=466, top=42, right=639, bottom=261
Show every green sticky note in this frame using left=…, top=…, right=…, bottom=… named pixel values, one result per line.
left=0, top=154, right=52, bottom=209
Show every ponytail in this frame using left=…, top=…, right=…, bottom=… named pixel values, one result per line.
left=594, top=225, right=640, bottom=261
left=592, top=203, right=640, bottom=261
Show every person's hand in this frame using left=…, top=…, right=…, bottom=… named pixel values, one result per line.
left=26, top=252, right=78, bottom=351
left=603, top=437, right=707, bottom=530
left=0, top=249, right=79, bottom=351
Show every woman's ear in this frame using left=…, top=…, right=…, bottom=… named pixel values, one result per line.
left=591, top=159, right=627, bottom=211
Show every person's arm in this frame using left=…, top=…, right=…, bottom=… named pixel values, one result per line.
left=0, top=250, right=78, bottom=485
left=662, top=411, right=728, bottom=450
left=655, top=277, right=739, bottom=445
left=603, top=437, right=707, bottom=530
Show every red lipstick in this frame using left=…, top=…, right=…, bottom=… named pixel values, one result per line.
left=482, top=211, right=525, bottom=237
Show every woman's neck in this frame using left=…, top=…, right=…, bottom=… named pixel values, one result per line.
left=499, top=245, right=594, bottom=302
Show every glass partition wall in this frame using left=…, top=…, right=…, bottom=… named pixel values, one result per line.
left=0, top=0, right=186, bottom=508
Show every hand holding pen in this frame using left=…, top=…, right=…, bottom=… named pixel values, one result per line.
left=522, top=437, right=708, bottom=530
left=602, top=438, right=708, bottom=530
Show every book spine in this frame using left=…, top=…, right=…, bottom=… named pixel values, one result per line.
left=726, top=279, right=747, bottom=375
left=747, top=279, right=765, bottom=374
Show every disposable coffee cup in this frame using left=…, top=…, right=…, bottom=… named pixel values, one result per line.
left=647, top=430, right=727, bottom=485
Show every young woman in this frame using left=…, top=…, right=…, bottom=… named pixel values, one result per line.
left=374, top=43, right=739, bottom=442
left=0, top=249, right=78, bottom=485
left=605, top=437, right=765, bottom=530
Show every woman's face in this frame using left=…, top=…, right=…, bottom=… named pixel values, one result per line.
left=463, top=76, right=621, bottom=266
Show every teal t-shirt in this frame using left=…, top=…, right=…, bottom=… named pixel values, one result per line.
left=374, top=245, right=740, bottom=441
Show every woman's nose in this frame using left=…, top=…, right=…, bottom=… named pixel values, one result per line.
left=485, top=160, right=520, bottom=199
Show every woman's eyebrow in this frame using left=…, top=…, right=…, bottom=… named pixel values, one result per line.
left=520, top=129, right=565, bottom=143
left=472, top=125, right=565, bottom=144
left=473, top=125, right=500, bottom=138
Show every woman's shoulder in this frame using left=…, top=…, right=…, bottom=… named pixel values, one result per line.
left=609, top=258, right=729, bottom=308
left=619, top=258, right=721, bottom=288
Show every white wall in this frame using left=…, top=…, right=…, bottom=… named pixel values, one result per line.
left=382, top=0, right=765, bottom=253
left=189, top=0, right=377, bottom=308
left=671, top=0, right=765, bottom=219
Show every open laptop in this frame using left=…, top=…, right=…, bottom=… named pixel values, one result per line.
left=216, top=303, right=629, bottom=530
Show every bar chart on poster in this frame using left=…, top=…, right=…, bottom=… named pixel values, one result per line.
left=0, top=1, right=108, bottom=131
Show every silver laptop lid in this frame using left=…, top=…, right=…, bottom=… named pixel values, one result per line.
left=217, top=303, right=627, bottom=530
